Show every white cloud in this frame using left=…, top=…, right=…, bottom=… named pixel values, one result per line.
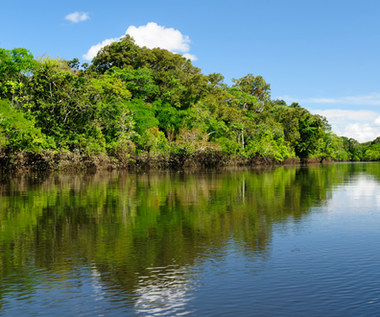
left=314, top=109, right=379, bottom=122
left=310, top=109, right=380, bottom=142
left=278, top=93, right=380, bottom=107
left=82, top=37, right=119, bottom=61
left=275, top=94, right=380, bottom=142
left=83, top=22, right=196, bottom=61
left=126, top=22, right=190, bottom=52
left=65, top=12, right=89, bottom=23
left=343, top=123, right=380, bottom=142
left=182, top=53, right=197, bottom=61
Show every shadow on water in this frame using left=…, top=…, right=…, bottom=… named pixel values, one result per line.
left=0, top=162, right=379, bottom=314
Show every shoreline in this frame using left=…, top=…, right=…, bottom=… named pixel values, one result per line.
left=0, top=148, right=361, bottom=173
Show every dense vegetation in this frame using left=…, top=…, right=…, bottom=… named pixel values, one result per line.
left=0, top=37, right=379, bottom=169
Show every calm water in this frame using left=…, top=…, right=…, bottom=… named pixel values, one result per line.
left=0, top=163, right=379, bottom=316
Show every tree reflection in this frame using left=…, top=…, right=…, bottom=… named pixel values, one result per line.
left=0, top=163, right=378, bottom=311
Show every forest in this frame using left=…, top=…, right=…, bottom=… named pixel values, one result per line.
left=0, top=36, right=379, bottom=170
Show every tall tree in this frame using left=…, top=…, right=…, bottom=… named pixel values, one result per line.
left=232, top=74, right=271, bottom=103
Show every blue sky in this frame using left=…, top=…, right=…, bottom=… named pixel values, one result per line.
left=1, top=0, right=380, bottom=141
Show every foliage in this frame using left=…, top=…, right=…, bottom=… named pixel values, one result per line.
left=0, top=99, right=54, bottom=152
left=363, top=143, right=380, bottom=161
left=0, top=41, right=378, bottom=166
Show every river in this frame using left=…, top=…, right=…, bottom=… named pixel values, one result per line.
left=0, top=162, right=379, bottom=316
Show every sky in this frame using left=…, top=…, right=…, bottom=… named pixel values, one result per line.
left=1, top=0, right=380, bottom=142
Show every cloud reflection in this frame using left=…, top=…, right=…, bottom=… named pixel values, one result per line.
left=134, top=265, right=196, bottom=316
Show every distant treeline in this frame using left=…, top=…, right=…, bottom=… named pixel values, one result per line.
left=0, top=36, right=379, bottom=170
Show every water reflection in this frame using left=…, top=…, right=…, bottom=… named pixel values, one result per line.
left=0, top=163, right=379, bottom=315
left=135, top=265, right=196, bottom=316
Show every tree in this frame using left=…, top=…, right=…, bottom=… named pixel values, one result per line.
left=91, top=35, right=144, bottom=73
left=291, top=104, right=326, bottom=159
left=232, top=74, right=271, bottom=103
left=0, top=48, right=36, bottom=106
left=0, top=99, right=53, bottom=152
left=91, top=36, right=208, bottom=109
left=0, top=48, right=36, bottom=80
left=109, top=66, right=159, bottom=101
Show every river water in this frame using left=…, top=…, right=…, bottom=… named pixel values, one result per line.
left=0, top=162, right=379, bottom=316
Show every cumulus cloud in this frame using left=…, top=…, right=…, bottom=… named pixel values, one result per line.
left=310, top=109, right=380, bottom=142
left=83, top=22, right=196, bottom=61
left=126, top=22, right=190, bottom=52
left=343, top=123, right=380, bottom=142
left=275, top=94, right=380, bottom=142
left=182, top=53, right=197, bottom=61
left=82, top=37, right=119, bottom=61
left=65, top=12, right=89, bottom=23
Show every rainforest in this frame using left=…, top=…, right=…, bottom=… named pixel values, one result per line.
left=0, top=36, right=379, bottom=170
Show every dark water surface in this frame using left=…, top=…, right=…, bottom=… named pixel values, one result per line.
left=0, top=163, right=379, bottom=316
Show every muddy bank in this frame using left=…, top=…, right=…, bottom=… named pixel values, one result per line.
left=0, top=149, right=304, bottom=172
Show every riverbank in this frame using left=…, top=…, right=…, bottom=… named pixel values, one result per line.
left=0, top=148, right=306, bottom=172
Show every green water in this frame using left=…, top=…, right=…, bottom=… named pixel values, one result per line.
left=0, top=163, right=379, bottom=316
